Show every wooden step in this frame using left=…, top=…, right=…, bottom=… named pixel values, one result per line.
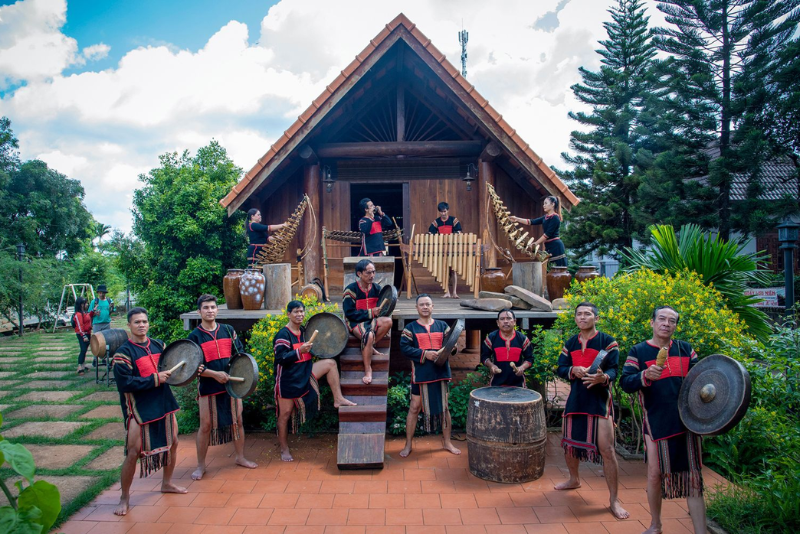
left=341, top=371, right=388, bottom=382
left=337, top=432, right=385, bottom=470
left=339, top=421, right=386, bottom=434
left=346, top=332, right=391, bottom=349
left=338, top=403, right=387, bottom=423
left=340, top=349, right=389, bottom=372
left=341, top=375, right=388, bottom=396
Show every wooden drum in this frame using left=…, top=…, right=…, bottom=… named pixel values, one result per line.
left=466, top=386, right=547, bottom=483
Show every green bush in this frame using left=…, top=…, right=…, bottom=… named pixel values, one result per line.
left=173, top=384, right=200, bottom=435
left=449, top=369, right=489, bottom=429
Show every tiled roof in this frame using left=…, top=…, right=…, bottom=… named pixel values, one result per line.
left=731, top=156, right=798, bottom=201
left=221, top=13, right=579, bottom=212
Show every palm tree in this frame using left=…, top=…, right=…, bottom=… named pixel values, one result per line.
left=94, top=222, right=111, bottom=250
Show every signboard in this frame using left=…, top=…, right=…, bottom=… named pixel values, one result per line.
left=744, top=287, right=784, bottom=308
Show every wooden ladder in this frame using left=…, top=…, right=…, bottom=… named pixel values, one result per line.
left=336, top=332, right=390, bottom=469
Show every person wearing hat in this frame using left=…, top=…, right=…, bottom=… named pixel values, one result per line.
left=89, top=284, right=115, bottom=334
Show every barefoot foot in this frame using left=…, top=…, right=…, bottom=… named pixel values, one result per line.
left=554, top=479, right=581, bottom=490
left=113, top=497, right=130, bottom=516
left=362, top=373, right=373, bottom=385
left=399, top=445, right=412, bottom=458
left=642, top=526, right=662, bottom=534
left=371, top=349, right=387, bottom=356
left=280, top=450, right=294, bottom=462
left=236, top=458, right=258, bottom=469
left=335, top=397, right=357, bottom=407
left=443, top=293, right=451, bottom=298
left=443, top=442, right=461, bottom=455
left=161, top=482, right=188, bottom=494
left=610, top=499, right=629, bottom=519
left=191, top=467, right=206, bottom=481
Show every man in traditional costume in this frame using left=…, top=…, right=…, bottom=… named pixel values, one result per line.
left=343, top=259, right=392, bottom=384
left=357, top=197, right=393, bottom=256
left=428, top=201, right=463, bottom=298
left=621, top=306, right=707, bottom=534
left=112, top=307, right=186, bottom=516
left=481, top=309, right=533, bottom=387
left=554, top=302, right=628, bottom=519
left=399, top=294, right=461, bottom=457
left=188, top=294, right=257, bottom=480
left=274, top=300, right=356, bottom=461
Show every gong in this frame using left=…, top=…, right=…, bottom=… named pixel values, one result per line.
left=436, top=319, right=465, bottom=367
left=377, top=285, right=398, bottom=317
left=226, top=353, right=259, bottom=399
left=305, top=312, right=349, bottom=359
left=158, top=339, right=204, bottom=387
left=678, top=354, right=751, bottom=436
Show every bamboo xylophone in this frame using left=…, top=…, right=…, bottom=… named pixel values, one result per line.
left=323, top=228, right=404, bottom=244
left=254, top=195, right=309, bottom=265
left=412, top=233, right=481, bottom=292
left=486, top=183, right=540, bottom=260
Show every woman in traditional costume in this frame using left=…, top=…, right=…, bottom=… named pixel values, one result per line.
left=245, top=208, right=286, bottom=267
left=509, top=195, right=567, bottom=266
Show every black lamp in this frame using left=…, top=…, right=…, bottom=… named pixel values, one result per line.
left=463, top=163, right=477, bottom=191
left=777, top=216, right=800, bottom=315
left=322, top=165, right=335, bottom=193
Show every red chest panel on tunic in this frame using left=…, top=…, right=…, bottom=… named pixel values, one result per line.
left=438, top=225, right=453, bottom=234
left=415, top=332, right=444, bottom=350
left=571, top=348, right=599, bottom=368
left=292, top=341, right=312, bottom=362
left=370, top=221, right=382, bottom=234
left=495, top=347, right=522, bottom=362
left=200, top=338, right=232, bottom=363
left=645, top=356, right=692, bottom=378
left=135, top=353, right=161, bottom=377
left=356, top=297, right=378, bottom=310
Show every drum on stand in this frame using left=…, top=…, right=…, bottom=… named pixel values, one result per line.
left=90, top=329, right=129, bottom=358
left=466, top=386, right=547, bottom=483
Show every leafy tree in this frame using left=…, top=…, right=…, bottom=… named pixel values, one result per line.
left=559, top=0, right=657, bottom=258
left=0, top=116, right=19, bottom=173
left=93, top=222, right=112, bottom=250
left=131, top=141, right=247, bottom=340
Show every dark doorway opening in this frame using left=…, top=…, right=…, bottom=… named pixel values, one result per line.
left=349, top=183, right=406, bottom=285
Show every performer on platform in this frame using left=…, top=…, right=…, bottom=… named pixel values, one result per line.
left=428, top=201, right=463, bottom=298
left=358, top=198, right=393, bottom=256
left=481, top=309, right=533, bottom=387
left=555, top=302, right=628, bottom=519
left=621, top=306, right=706, bottom=534
left=188, top=294, right=257, bottom=480
left=112, top=307, right=186, bottom=516
left=343, top=259, right=392, bottom=385
left=399, top=294, right=461, bottom=457
left=509, top=195, right=567, bottom=266
left=246, top=208, right=287, bottom=267
left=274, top=300, right=356, bottom=461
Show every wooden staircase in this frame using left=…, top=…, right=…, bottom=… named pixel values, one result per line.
left=336, top=333, right=391, bottom=469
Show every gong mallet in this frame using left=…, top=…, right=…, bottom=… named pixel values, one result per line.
left=167, top=361, right=186, bottom=374
left=308, top=330, right=319, bottom=343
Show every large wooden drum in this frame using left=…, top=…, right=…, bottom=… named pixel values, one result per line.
left=466, top=386, right=547, bottom=483
left=90, top=328, right=129, bottom=357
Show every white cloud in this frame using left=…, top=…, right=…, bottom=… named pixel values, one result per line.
left=0, top=0, right=665, bottom=232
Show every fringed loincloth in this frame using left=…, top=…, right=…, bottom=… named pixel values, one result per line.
left=125, top=412, right=175, bottom=478
left=561, top=414, right=603, bottom=465
left=419, top=381, right=449, bottom=434
left=649, top=432, right=704, bottom=499
left=352, top=319, right=377, bottom=351
left=276, top=375, right=320, bottom=434
left=205, top=392, right=240, bottom=446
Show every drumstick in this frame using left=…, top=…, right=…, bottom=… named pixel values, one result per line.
left=228, top=376, right=246, bottom=382
left=656, top=346, right=669, bottom=366
left=308, top=330, right=319, bottom=343
left=167, top=361, right=185, bottom=374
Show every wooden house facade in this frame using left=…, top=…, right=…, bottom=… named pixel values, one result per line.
left=221, top=14, right=579, bottom=294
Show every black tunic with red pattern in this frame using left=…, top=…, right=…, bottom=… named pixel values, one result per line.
left=343, top=281, right=382, bottom=350
left=557, top=331, right=619, bottom=419
left=187, top=324, right=242, bottom=397
left=481, top=330, right=533, bottom=388
left=358, top=214, right=393, bottom=256
left=273, top=325, right=319, bottom=432
left=428, top=216, right=462, bottom=235
left=246, top=221, right=270, bottom=266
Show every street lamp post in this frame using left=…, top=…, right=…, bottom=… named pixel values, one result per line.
left=777, top=219, right=800, bottom=316
left=16, top=243, right=25, bottom=337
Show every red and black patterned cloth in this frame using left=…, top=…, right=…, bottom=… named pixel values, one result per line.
left=428, top=216, right=462, bottom=235
left=273, top=325, right=320, bottom=432
left=358, top=214, right=393, bottom=256
left=343, top=280, right=382, bottom=350
left=481, top=329, right=533, bottom=388
left=246, top=221, right=270, bottom=266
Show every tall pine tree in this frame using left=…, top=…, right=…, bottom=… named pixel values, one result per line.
left=558, top=0, right=656, bottom=259
left=644, top=0, right=800, bottom=239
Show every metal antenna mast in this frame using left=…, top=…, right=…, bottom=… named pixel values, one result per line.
left=458, top=23, right=468, bottom=78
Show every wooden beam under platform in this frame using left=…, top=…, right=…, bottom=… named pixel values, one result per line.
left=316, top=140, right=482, bottom=158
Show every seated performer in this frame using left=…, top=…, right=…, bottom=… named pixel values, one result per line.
left=246, top=208, right=287, bottom=267
left=274, top=300, right=356, bottom=461
left=188, top=294, right=257, bottom=480
left=555, top=302, right=628, bottom=519
left=399, top=294, right=461, bottom=457
left=112, top=307, right=186, bottom=516
left=621, top=306, right=706, bottom=534
left=508, top=195, right=567, bottom=266
left=481, top=309, right=533, bottom=387
left=428, top=201, right=463, bottom=298
left=343, top=259, right=392, bottom=384
left=358, top=197, right=393, bottom=256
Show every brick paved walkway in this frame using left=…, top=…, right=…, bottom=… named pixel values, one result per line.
left=58, top=432, right=727, bottom=533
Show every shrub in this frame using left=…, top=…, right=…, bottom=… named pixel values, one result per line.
left=449, top=368, right=490, bottom=429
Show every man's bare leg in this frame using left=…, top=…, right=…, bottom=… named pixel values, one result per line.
left=312, top=360, right=356, bottom=407
left=450, top=270, right=459, bottom=299
left=192, top=397, right=211, bottom=480
left=115, top=420, right=142, bottom=516
left=400, top=394, right=421, bottom=457
left=643, top=435, right=663, bottom=534
left=372, top=317, right=392, bottom=356
left=276, top=397, right=295, bottom=462
left=442, top=411, right=461, bottom=455
left=554, top=452, right=582, bottom=490
left=597, top=416, right=628, bottom=519
left=161, top=414, right=188, bottom=494
left=361, top=331, right=374, bottom=385
left=233, top=399, right=257, bottom=469
left=687, top=496, right=708, bottom=533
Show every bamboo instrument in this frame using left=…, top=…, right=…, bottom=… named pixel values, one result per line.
left=254, top=195, right=310, bottom=265
left=411, top=233, right=480, bottom=292
left=486, top=183, right=538, bottom=259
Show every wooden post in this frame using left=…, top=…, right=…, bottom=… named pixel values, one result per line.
left=303, top=162, right=321, bottom=284
left=479, top=159, right=496, bottom=268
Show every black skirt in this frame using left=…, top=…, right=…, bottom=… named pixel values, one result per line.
left=545, top=239, right=567, bottom=266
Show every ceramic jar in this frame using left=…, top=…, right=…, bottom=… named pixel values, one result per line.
left=223, top=269, right=244, bottom=309
left=546, top=266, right=572, bottom=301
left=574, top=265, right=600, bottom=285
left=239, top=269, right=266, bottom=310
left=481, top=267, right=507, bottom=293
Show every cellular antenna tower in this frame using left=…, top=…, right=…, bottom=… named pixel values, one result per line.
left=458, top=24, right=468, bottom=78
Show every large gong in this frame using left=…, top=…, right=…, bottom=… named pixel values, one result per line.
left=305, top=312, right=349, bottom=359
left=678, top=354, right=751, bottom=436
left=377, top=285, right=398, bottom=317
left=435, top=319, right=464, bottom=367
left=158, top=339, right=204, bottom=387
left=226, top=353, right=259, bottom=399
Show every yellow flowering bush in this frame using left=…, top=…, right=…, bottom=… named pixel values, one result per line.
left=244, top=295, right=341, bottom=430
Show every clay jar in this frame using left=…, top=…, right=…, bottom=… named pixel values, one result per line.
left=239, top=269, right=266, bottom=310
left=223, top=269, right=244, bottom=309
left=546, top=266, right=572, bottom=301
left=575, top=265, right=600, bottom=285
left=481, top=267, right=507, bottom=293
